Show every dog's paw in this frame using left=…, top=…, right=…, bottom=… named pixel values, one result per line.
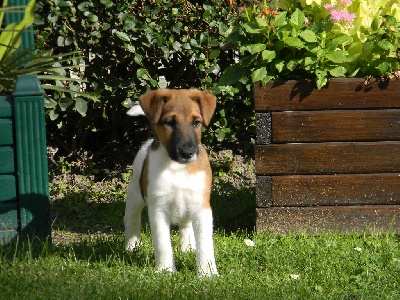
left=156, top=263, right=176, bottom=273
left=198, top=268, right=219, bottom=278
left=125, top=238, right=142, bottom=251
left=198, top=262, right=219, bottom=278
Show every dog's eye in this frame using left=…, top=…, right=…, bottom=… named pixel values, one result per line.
left=193, top=120, right=202, bottom=127
left=163, top=118, right=176, bottom=127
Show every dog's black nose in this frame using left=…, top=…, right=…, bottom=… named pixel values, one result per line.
left=179, top=148, right=195, bottom=160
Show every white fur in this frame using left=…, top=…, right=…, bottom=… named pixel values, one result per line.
left=124, top=139, right=218, bottom=277
left=127, top=105, right=145, bottom=116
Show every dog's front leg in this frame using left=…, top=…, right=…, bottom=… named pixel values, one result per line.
left=192, top=208, right=219, bottom=277
left=148, top=207, right=176, bottom=272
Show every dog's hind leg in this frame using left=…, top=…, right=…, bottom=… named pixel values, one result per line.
left=124, top=178, right=146, bottom=251
left=179, top=218, right=196, bottom=252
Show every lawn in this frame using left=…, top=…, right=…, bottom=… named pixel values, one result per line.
left=1, top=150, right=399, bottom=299
left=1, top=230, right=400, bottom=299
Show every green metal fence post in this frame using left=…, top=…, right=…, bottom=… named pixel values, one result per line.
left=13, top=75, right=50, bottom=240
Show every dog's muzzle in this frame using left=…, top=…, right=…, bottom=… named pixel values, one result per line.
left=169, top=142, right=199, bottom=164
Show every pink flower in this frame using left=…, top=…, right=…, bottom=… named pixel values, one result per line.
left=330, top=9, right=356, bottom=23
left=340, top=0, right=352, bottom=4
left=325, top=4, right=333, bottom=10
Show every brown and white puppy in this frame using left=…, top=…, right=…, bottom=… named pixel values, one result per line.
left=124, top=89, right=218, bottom=277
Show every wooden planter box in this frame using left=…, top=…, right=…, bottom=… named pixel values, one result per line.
left=0, top=75, right=50, bottom=244
left=255, top=78, right=400, bottom=233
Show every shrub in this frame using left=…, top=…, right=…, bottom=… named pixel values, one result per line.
left=219, top=0, right=400, bottom=89
left=35, top=0, right=255, bottom=153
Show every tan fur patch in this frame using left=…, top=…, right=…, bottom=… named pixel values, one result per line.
left=186, top=145, right=212, bottom=209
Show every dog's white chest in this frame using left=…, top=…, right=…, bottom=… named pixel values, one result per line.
left=146, top=153, right=206, bottom=223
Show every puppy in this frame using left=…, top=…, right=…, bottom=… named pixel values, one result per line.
left=124, top=89, right=218, bottom=277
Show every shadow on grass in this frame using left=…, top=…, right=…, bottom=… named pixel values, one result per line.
left=51, top=181, right=256, bottom=237
left=51, top=190, right=126, bottom=234
left=212, top=184, right=256, bottom=233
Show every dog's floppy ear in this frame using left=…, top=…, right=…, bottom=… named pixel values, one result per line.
left=139, top=89, right=171, bottom=124
left=191, top=90, right=216, bottom=126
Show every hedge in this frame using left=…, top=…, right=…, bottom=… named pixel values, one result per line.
left=35, top=0, right=255, bottom=153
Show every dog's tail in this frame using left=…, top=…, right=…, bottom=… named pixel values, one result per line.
left=127, top=105, right=145, bottom=117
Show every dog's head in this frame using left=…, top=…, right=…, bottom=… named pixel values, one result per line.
left=130, top=89, right=216, bottom=164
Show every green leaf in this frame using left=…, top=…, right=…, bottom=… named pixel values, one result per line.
left=242, top=22, right=261, bottom=34
left=172, top=41, right=182, bottom=51
left=59, top=98, right=74, bottom=111
left=100, top=0, right=113, bottom=7
left=284, top=37, right=304, bottom=48
left=251, top=67, right=267, bottom=83
left=316, top=69, right=328, bottom=89
left=275, top=60, right=285, bottom=72
left=37, top=75, right=86, bottom=82
left=261, top=50, right=276, bottom=61
left=0, top=0, right=35, bottom=61
left=299, top=30, right=317, bottom=43
left=329, top=66, right=347, bottom=77
left=255, top=17, right=268, bottom=28
left=376, top=61, right=389, bottom=74
left=289, top=8, right=305, bottom=29
left=126, top=45, right=135, bottom=53
left=325, top=50, right=347, bottom=63
left=115, top=31, right=130, bottom=42
left=347, top=41, right=363, bottom=62
left=209, top=50, right=220, bottom=60
left=49, top=110, right=59, bottom=121
left=75, top=98, right=88, bottom=117
left=377, top=40, right=392, bottom=50
left=88, top=13, right=98, bottom=23
left=274, top=11, right=287, bottom=27
left=286, top=60, right=297, bottom=71
left=249, top=43, right=266, bottom=54
left=124, top=18, right=136, bottom=31
left=304, top=56, right=316, bottom=66
left=219, top=64, right=248, bottom=85
left=326, top=35, right=352, bottom=51
left=41, top=83, right=100, bottom=102
left=137, top=68, right=147, bottom=77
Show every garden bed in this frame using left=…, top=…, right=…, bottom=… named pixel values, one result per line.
left=255, top=78, right=400, bottom=233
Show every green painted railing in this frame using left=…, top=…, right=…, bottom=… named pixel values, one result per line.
left=0, top=1, right=50, bottom=244
left=0, top=75, right=50, bottom=244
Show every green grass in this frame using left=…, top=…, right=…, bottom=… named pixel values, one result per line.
left=2, top=156, right=398, bottom=299
left=1, top=230, right=400, bottom=299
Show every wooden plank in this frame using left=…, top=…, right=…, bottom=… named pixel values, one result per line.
left=254, top=78, right=400, bottom=111
left=0, top=146, right=15, bottom=174
left=272, top=110, right=400, bottom=143
left=0, top=175, right=17, bottom=202
left=256, top=205, right=400, bottom=233
left=270, top=174, right=400, bottom=206
left=256, top=142, right=400, bottom=175
left=0, top=119, right=14, bottom=146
